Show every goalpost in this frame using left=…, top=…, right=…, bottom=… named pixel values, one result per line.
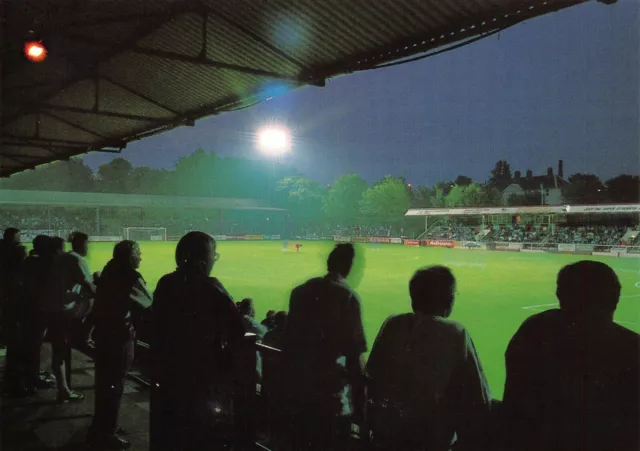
left=123, top=227, right=167, bottom=241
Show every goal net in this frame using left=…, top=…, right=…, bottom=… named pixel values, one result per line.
left=123, top=227, right=167, bottom=242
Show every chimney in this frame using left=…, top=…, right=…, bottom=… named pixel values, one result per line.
left=547, top=167, right=553, bottom=178
left=526, top=169, right=533, bottom=179
left=514, top=170, right=521, bottom=180
left=558, top=160, right=564, bottom=178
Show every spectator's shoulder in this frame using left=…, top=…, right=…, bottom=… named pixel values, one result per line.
left=208, top=276, right=232, bottom=296
left=519, top=308, right=563, bottom=331
left=427, top=315, right=466, bottom=333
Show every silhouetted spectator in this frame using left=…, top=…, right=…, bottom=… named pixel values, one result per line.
left=503, top=261, right=640, bottom=451
left=150, top=232, right=244, bottom=451
left=261, top=311, right=288, bottom=438
left=88, top=240, right=152, bottom=450
left=40, top=231, right=95, bottom=403
left=20, top=235, right=51, bottom=394
left=262, top=311, right=287, bottom=391
left=238, top=297, right=267, bottom=381
left=238, top=298, right=268, bottom=341
left=280, top=243, right=367, bottom=451
left=366, top=266, right=491, bottom=451
left=261, top=310, right=276, bottom=329
left=1, top=228, right=28, bottom=394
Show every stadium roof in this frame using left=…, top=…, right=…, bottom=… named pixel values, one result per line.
left=405, top=204, right=640, bottom=216
left=0, top=0, right=614, bottom=177
left=0, top=189, right=286, bottom=211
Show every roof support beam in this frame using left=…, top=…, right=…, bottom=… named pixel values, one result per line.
left=63, top=33, right=305, bottom=82
left=100, top=76, right=182, bottom=116
left=40, top=111, right=109, bottom=139
left=202, top=5, right=309, bottom=71
left=38, top=104, right=166, bottom=123
left=2, top=134, right=98, bottom=148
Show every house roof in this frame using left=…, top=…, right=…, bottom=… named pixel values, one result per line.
left=512, top=174, right=569, bottom=191
left=1, top=0, right=611, bottom=177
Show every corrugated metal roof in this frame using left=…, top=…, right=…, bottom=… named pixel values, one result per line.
left=1, top=0, right=613, bottom=177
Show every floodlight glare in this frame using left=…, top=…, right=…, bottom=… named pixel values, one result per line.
left=258, top=127, right=290, bottom=156
left=24, top=41, right=47, bottom=62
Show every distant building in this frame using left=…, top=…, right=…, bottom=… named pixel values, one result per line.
left=501, top=160, right=568, bottom=206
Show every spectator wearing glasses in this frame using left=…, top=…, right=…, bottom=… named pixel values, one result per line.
left=150, top=232, right=244, bottom=451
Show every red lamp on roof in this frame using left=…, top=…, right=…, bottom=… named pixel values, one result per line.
left=24, top=41, right=47, bottom=63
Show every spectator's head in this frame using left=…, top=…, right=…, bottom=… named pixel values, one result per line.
left=113, top=240, right=142, bottom=270
left=265, top=310, right=275, bottom=320
left=327, top=243, right=355, bottom=279
left=556, top=261, right=621, bottom=321
left=69, top=231, right=89, bottom=256
left=274, top=310, right=288, bottom=329
left=176, top=231, right=217, bottom=276
left=409, top=266, right=456, bottom=317
left=3, top=227, right=21, bottom=244
left=49, top=237, right=66, bottom=254
left=238, top=298, right=255, bottom=317
left=32, top=235, right=50, bottom=256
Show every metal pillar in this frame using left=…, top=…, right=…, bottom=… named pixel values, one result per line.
left=95, top=207, right=100, bottom=235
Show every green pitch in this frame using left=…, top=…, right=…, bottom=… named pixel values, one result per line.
left=85, top=241, right=640, bottom=399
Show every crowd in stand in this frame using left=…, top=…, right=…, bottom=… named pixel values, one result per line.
left=1, top=226, right=638, bottom=451
left=548, top=225, right=629, bottom=245
left=427, top=221, right=637, bottom=246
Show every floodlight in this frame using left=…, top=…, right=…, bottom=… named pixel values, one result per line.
left=258, top=127, right=290, bottom=156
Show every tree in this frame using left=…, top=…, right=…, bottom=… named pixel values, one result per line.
left=444, top=183, right=490, bottom=207
left=463, top=183, right=489, bottom=206
left=411, top=185, right=431, bottom=208
left=129, top=167, right=174, bottom=195
left=323, top=174, right=368, bottom=226
left=564, top=173, right=606, bottom=204
left=489, top=160, right=512, bottom=189
left=445, top=185, right=465, bottom=207
left=429, top=186, right=446, bottom=208
left=359, top=176, right=411, bottom=226
left=276, top=176, right=327, bottom=231
left=605, top=174, right=640, bottom=203
left=454, top=175, right=473, bottom=187
left=97, top=158, right=134, bottom=193
left=0, top=158, right=96, bottom=192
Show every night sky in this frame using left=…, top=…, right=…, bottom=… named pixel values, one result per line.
left=83, top=1, right=639, bottom=186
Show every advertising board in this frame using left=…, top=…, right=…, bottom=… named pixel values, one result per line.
left=226, top=235, right=245, bottom=240
left=245, top=235, right=264, bottom=241
left=494, top=242, right=520, bottom=252
left=558, top=244, right=576, bottom=252
left=390, top=238, right=402, bottom=244
left=304, top=235, right=319, bottom=241
left=424, top=240, right=454, bottom=248
left=334, top=236, right=351, bottom=243
left=508, top=243, right=523, bottom=250
left=212, top=235, right=227, bottom=241
left=369, top=237, right=393, bottom=244
left=89, top=236, right=122, bottom=242
left=404, top=239, right=421, bottom=247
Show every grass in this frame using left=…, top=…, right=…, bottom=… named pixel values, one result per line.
left=84, top=240, right=640, bottom=399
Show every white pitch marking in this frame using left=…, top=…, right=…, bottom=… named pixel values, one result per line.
left=635, top=281, right=640, bottom=288
left=620, top=294, right=640, bottom=298
left=615, top=320, right=638, bottom=326
left=522, top=303, right=558, bottom=310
